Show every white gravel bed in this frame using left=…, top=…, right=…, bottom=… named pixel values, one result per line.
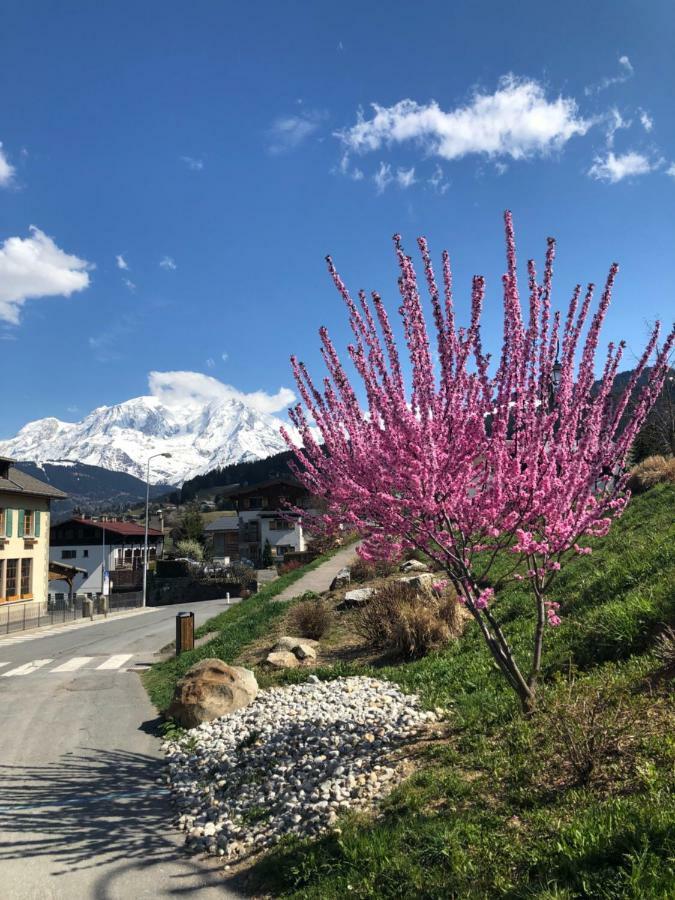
left=163, top=675, right=436, bottom=859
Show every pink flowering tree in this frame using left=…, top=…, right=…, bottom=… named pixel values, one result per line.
left=282, top=212, right=674, bottom=713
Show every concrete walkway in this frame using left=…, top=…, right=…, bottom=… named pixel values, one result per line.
left=273, top=542, right=361, bottom=602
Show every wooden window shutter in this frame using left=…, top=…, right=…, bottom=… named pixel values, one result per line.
left=5, top=509, right=12, bottom=537
left=34, top=511, right=41, bottom=537
left=18, top=510, right=25, bottom=538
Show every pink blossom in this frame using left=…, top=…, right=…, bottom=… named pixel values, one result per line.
left=286, top=211, right=674, bottom=711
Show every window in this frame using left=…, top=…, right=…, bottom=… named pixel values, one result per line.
left=6, top=559, right=18, bottom=598
left=23, top=510, right=34, bottom=537
left=61, top=550, right=77, bottom=560
left=248, top=497, right=263, bottom=510
left=21, top=559, right=32, bottom=597
left=83, top=549, right=89, bottom=558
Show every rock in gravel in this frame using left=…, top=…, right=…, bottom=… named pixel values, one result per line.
left=341, top=587, right=374, bottom=608
left=163, top=677, right=434, bottom=860
left=266, top=650, right=300, bottom=669
left=330, top=567, right=351, bottom=591
left=167, top=659, right=258, bottom=728
left=399, top=559, right=429, bottom=573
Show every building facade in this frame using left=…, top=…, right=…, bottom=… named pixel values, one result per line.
left=204, top=478, right=316, bottom=564
left=49, top=517, right=164, bottom=598
left=0, top=457, right=67, bottom=605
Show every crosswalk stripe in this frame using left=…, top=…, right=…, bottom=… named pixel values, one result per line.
left=96, top=654, right=133, bottom=670
left=2, top=659, right=53, bottom=677
left=51, top=656, right=94, bottom=673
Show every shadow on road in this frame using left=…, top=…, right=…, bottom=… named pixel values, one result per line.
left=0, top=748, right=244, bottom=897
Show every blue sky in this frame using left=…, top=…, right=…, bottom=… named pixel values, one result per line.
left=1, top=0, right=674, bottom=437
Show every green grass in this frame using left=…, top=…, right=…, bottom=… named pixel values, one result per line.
left=243, top=484, right=675, bottom=898
left=143, top=543, right=350, bottom=711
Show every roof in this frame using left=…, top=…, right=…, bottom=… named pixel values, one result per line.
left=0, top=465, right=68, bottom=500
left=221, top=477, right=304, bottom=498
left=55, top=517, right=164, bottom=538
left=204, top=515, right=240, bottom=533
left=48, top=561, right=88, bottom=580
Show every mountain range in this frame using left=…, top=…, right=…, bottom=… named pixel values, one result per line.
left=0, top=391, right=292, bottom=486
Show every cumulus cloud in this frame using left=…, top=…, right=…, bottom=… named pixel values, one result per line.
left=337, top=76, right=590, bottom=166
left=148, top=371, right=296, bottom=415
left=159, top=255, right=177, bottom=270
left=588, top=150, right=656, bottom=183
left=181, top=155, right=204, bottom=171
left=116, top=254, right=129, bottom=270
left=585, top=55, right=634, bottom=96
left=268, top=110, right=325, bottom=154
left=0, top=143, right=15, bottom=187
left=0, top=227, right=92, bottom=324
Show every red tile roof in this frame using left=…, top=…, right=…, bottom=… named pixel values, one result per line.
left=69, top=517, right=164, bottom=537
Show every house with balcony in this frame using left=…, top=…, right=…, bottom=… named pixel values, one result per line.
left=0, top=456, right=67, bottom=605
left=204, top=478, right=318, bottom=565
left=49, top=516, right=164, bottom=599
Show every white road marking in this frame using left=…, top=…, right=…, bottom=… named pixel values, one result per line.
left=0, top=662, right=10, bottom=669
left=2, top=659, right=53, bottom=677
left=50, top=656, right=94, bottom=673
left=96, top=654, right=133, bottom=670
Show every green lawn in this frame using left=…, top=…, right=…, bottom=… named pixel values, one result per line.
left=246, top=485, right=675, bottom=898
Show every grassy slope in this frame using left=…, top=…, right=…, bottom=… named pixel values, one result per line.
left=247, top=485, right=675, bottom=899
left=143, top=547, right=346, bottom=712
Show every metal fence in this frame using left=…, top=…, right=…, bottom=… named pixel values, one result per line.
left=0, top=592, right=144, bottom=636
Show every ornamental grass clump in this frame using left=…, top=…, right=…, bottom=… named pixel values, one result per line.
left=283, top=212, right=675, bottom=712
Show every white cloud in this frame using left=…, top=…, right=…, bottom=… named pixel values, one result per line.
left=428, top=164, right=449, bottom=194
left=0, top=227, right=91, bottom=324
left=338, top=76, right=590, bottom=166
left=373, top=162, right=392, bottom=193
left=585, top=55, right=634, bottom=95
left=0, top=143, right=15, bottom=187
left=396, top=166, right=416, bottom=188
left=268, top=111, right=325, bottom=154
left=159, top=255, right=177, bottom=271
left=181, top=155, right=204, bottom=171
left=639, top=110, right=654, bottom=132
left=205, top=357, right=215, bottom=369
left=666, top=164, right=675, bottom=179
left=588, top=150, right=656, bottom=183
left=605, top=107, right=630, bottom=147
left=221, top=351, right=229, bottom=362
left=148, top=371, right=296, bottom=415
left=494, top=161, right=508, bottom=175
left=123, top=278, right=136, bottom=292
left=116, top=254, right=129, bottom=270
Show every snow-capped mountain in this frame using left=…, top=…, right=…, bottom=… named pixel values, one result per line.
left=0, top=378, right=295, bottom=485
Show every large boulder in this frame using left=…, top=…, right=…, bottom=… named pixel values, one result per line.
left=340, top=587, right=374, bottom=609
left=330, top=567, right=351, bottom=591
left=167, top=658, right=258, bottom=728
left=398, top=573, right=435, bottom=593
left=400, top=559, right=429, bottom=573
left=266, top=650, right=300, bottom=669
left=273, top=635, right=318, bottom=653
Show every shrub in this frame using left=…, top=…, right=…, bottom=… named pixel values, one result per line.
left=627, top=454, right=675, bottom=493
left=350, top=558, right=399, bottom=583
left=287, top=598, right=334, bottom=639
left=175, top=539, right=204, bottom=562
left=355, top=580, right=461, bottom=660
left=278, top=559, right=302, bottom=575
left=532, top=678, right=643, bottom=788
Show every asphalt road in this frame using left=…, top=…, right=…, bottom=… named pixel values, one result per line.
left=0, top=600, right=247, bottom=900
